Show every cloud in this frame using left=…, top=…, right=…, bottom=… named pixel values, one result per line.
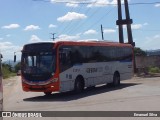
left=51, top=0, right=88, bottom=4
left=57, top=12, right=87, bottom=22
left=87, top=0, right=110, bottom=7
left=83, top=29, right=97, bottom=35
left=117, top=22, right=149, bottom=30
left=0, top=41, right=22, bottom=61
left=57, top=34, right=80, bottom=41
left=143, top=22, right=149, bottom=26
left=131, top=24, right=143, bottom=30
left=29, top=35, right=42, bottom=43
left=6, top=34, right=11, bottom=37
left=87, top=0, right=125, bottom=7
left=153, top=35, right=160, bottom=39
left=1, top=24, right=20, bottom=29
left=50, top=0, right=55, bottom=4
left=103, top=29, right=116, bottom=34
left=139, top=34, right=160, bottom=50
left=66, top=3, right=78, bottom=7
left=24, top=25, right=40, bottom=31
left=110, top=0, right=125, bottom=5
left=48, top=24, right=57, bottom=28
left=117, top=23, right=144, bottom=30
left=51, top=0, right=126, bottom=8
left=155, top=4, right=160, bottom=7
left=29, top=35, right=51, bottom=43
left=0, top=42, right=13, bottom=50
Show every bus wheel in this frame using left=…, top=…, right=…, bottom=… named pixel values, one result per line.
left=107, top=72, right=120, bottom=87
left=44, top=92, right=52, bottom=96
left=113, top=72, right=120, bottom=87
left=74, top=77, right=84, bottom=93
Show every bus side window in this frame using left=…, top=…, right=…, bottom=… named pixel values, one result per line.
left=59, top=47, right=72, bottom=72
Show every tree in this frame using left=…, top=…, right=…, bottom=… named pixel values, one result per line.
left=134, top=47, right=146, bottom=56
left=2, top=63, right=12, bottom=72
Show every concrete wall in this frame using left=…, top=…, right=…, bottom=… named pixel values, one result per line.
left=135, top=56, right=160, bottom=68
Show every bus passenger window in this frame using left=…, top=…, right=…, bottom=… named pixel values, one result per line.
left=59, top=47, right=72, bottom=72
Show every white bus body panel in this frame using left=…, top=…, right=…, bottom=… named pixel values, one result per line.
left=59, top=61, right=133, bottom=92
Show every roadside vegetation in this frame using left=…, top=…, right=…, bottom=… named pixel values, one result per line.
left=148, top=67, right=160, bottom=73
left=134, top=47, right=160, bottom=75
left=2, top=62, right=21, bottom=79
left=134, top=47, right=147, bottom=56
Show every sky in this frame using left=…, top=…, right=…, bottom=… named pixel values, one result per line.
left=0, top=0, right=160, bottom=61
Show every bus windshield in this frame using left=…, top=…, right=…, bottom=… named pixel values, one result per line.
left=21, top=51, right=56, bottom=81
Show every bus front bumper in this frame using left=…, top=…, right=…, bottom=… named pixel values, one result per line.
left=22, top=82, right=59, bottom=93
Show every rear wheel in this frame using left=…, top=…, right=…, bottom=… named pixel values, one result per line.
left=107, top=72, right=120, bottom=87
left=113, top=72, right=120, bottom=86
left=44, top=92, right=52, bottom=96
left=74, top=77, right=84, bottom=93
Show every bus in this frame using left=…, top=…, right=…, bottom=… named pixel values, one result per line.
left=0, top=53, right=3, bottom=110
left=21, top=41, right=133, bottom=95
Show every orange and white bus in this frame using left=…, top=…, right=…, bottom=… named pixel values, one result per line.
left=21, top=41, right=133, bottom=95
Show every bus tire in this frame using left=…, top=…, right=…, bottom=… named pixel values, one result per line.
left=113, top=72, right=120, bottom=87
left=44, top=92, right=52, bottom=96
left=107, top=72, right=120, bottom=87
left=74, top=77, right=84, bottom=93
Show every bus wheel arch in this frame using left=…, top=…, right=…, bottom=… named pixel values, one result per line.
left=74, top=75, right=85, bottom=93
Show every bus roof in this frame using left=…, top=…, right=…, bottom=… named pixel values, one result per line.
left=55, top=40, right=133, bottom=48
left=24, top=40, right=133, bottom=48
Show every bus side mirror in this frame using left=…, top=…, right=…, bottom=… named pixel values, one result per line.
left=14, top=55, right=16, bottom=62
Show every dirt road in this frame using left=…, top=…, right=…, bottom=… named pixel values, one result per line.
left=2, top=76, right=160, bottom=120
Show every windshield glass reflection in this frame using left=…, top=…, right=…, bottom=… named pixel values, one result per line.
left=22, top=51, right=55, bottom=75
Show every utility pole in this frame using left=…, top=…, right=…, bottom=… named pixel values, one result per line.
left=116, top=0, right=124, bottom=43
left=50, top=33, right=56, bottom=41
left=116, top=0, right=136, bottom=73
left=101, top=24, right=104, bottom=40
left=116, top=0, right=135, bottom=46
left=124, top=0, right=134, bottom=46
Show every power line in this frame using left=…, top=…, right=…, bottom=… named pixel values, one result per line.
left=67, top=6, right=102, bottom=35
left=84, top=7, right=115, bottom=32
left=58, top=3, right=86, bottom=36
left=33, top=0, right=160, bottom=6
left=33, top=0, right=50, bottom=2
left=56, top=6, right=75, bottom=35
left=129, top=2, right=160, bottom=5
left=102, top=28, right=160, bottom=32
left=61, top=7, right=115, bottom=38
left=59, top=1, right=98, bottom=35
left=134, top=29, right=160, bottom=32
left=32, top=0, right=160, bottom=38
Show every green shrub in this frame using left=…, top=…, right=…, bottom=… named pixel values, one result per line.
left=2, top=64, right=16, bottom=79
left=148, top=67, right=160, bottom=73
